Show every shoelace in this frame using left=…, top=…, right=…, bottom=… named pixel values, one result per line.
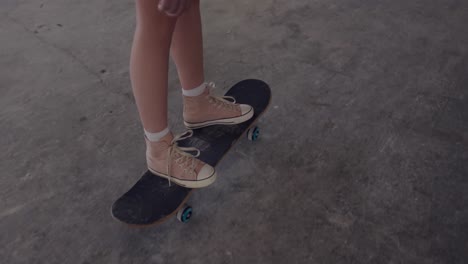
left=166, top=130, right=201, bottom=186
left=206, top=82, right=237, bottom=111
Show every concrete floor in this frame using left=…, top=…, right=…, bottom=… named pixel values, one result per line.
left=1, top=0, right=468, bottom=263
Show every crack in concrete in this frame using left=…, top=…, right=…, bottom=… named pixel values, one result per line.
left=5, top=14, right=108, bottom=90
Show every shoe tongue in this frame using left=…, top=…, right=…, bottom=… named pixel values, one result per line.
left=146, top=133, right=173, bottom=152
left=172, top=150, right=182, bottom=159
left=164, top=132, right=174, bottom=142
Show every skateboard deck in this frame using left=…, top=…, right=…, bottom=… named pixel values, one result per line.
left=111, top=79, right=271, bottom=226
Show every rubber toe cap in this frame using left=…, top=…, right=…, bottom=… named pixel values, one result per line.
left=240, top=104, right=253, bottom=115
left=197, top=164, right=216, bottom=180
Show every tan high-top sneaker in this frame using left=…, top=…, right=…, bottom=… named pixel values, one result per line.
left=183, top=82, right=254, bottom=129
left=146, top=131, right=216, bottom=188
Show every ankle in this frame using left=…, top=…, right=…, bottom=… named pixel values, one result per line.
left=145, top=131, right=173, bottom=158
left=182, top=82, right=206, bottom=97
left=144, top=127, right=170, bottom=142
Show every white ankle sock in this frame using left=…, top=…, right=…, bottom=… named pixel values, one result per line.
left=144, top=127, right=170, bottom=142
left=182, top=82, right=206, bottom=97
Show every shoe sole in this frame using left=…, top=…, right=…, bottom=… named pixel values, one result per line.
left=147, top=168, right=217, bottom=189
left=184, top=108, right=254, bottom=129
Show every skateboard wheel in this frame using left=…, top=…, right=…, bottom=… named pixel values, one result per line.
left=176, top=205, right=193, bottom=223
left=247, top=126, right=260, bottom=141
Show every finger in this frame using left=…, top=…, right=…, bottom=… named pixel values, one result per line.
left=166, top=0, right=180, bottom=14
left=159, top=0, right=177, bottom=13
left=172, top=0, right=187, bottom=16
left=164, top=0, right=184, bottom=17
left=158, top=0, right=167, bottom=11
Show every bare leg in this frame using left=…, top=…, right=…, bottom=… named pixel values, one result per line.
left=129, top=0, right=216, bottom=188
left=170, top=0, right=254, bottom=129
left=170, top=0, right=204, bottom=89
left=130, top=0, right=177, bottom=132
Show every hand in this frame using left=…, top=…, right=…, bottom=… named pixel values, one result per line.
left=158, top=0, right=191, bottom=17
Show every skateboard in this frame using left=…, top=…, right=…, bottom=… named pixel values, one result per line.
left=111, top=79, right=271, bottom=226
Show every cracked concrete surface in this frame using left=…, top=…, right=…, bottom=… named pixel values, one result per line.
left=1, top=0, right=468, bottom=263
